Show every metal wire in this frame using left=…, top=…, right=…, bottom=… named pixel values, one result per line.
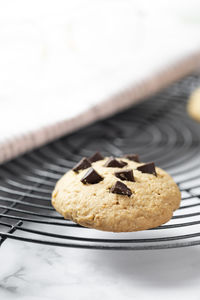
left=1, top=74, right=200, bottom=250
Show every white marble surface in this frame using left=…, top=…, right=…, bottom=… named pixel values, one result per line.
left=0, top=239, right=200, bottom=300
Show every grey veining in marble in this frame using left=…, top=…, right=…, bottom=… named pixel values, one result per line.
left=1, top=238, right=200, bottom=300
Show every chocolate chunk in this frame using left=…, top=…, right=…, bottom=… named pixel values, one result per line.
left=115, top=169, right=135, bottom=182
left=81, top=168, right=103, bottom=184
left=104, top=157, right=127, bottom=168
left=110, top=181, right=132, bottom=197
left=89, top=151, right=104, bottom=163
left=124, top=154, right=140, bottom=162
left=119, top=160, right=128, bottom=167
left=73, top=157, right=91, bottom=173
left=137, top=162, right=157, bottom=176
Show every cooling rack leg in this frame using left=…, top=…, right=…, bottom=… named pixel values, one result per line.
left=0, top=220, right=23, bottom=247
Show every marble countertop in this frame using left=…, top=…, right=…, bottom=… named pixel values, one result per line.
left=0, top=239, right=200, bottom=300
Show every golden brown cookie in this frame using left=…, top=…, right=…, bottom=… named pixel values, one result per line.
left=187, top=88, right=200, bottom=122
left=52, top=153, right=181, bottom=232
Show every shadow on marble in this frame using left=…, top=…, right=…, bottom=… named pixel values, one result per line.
left=89, top=246, right=200, bottom=288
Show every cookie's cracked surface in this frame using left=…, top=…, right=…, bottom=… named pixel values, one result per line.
left=52, top=154, right=181, bottom=232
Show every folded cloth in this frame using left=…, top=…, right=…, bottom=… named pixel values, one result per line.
left=0, top=0, right=200, bottom=164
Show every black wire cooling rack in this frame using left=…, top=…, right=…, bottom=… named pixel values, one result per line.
left=1, top=75, right=200, bottom=250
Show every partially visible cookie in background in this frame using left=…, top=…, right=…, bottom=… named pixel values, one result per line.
left=187, top=88, right=200, bottom=122
left=52, top=152, right=181, bottom=232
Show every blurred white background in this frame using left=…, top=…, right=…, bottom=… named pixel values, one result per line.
left=0, top=0, right=200, bottom=142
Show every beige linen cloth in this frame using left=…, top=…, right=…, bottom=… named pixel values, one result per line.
left=1, top=0, right=200, bottom=164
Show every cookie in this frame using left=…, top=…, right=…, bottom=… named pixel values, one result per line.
left=52, top=153, right=181, bottom=232
left=187, top=88, right=200, bottom=122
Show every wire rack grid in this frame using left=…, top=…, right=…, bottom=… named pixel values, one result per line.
left=0, top=75, right=200, bottom=250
